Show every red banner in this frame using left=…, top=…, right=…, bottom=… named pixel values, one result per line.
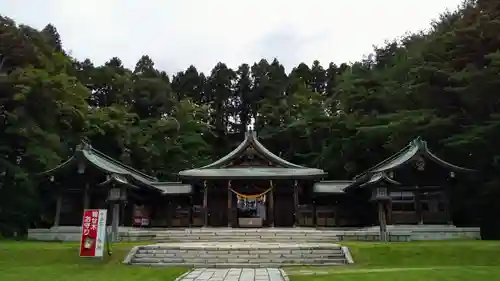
left=79, top=209, right=99, bottom=257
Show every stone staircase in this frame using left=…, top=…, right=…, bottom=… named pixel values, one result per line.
left=124, top=242, right=351, bottom=268
left=147, top=228, right=341, bottom=243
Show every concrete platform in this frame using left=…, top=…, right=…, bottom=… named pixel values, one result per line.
left=27, top=225, right=481, bottom=242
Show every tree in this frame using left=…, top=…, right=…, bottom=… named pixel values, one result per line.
left=2, top=1, right=499, bottom=235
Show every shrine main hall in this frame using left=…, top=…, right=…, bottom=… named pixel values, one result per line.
left=31, top=130, right=481, bottom=240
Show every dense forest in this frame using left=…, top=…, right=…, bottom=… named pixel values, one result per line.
left=1, top=0, right=500, bottom=237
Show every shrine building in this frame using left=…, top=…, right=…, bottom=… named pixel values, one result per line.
left=37, top=130, right=477, bottom=230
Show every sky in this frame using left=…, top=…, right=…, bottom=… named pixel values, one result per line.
left=1, top=0, right=463, bottom=75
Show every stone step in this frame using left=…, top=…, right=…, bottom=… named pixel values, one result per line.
left=134, top=251, right=344, bottom=257
left=154, top=235, right=338, bottom=240
left=128, top=262, right=346, bottom=268
left=154, top=239, right=340, bottom=243
left=133, top=254, right=344, bottom=260
left=132, top=231, right=339, bottom=235
left=154, top=236, right=339, bottom=239
left=120, top=229, right=342, bottom=243
left=153, top=233, right=339, bottom=236
left=154, top=236, right=339, bottom=240
left=154, top=236, right=339, bottom=238
left=136, top=249, right=344, bottom=254
left=125, top=242, right=349, bottom=268
left=152, top=230, right=338, bottom=233
left=152, top=232, right=340, bottom=235
left=131, top=257, right=347, bottom=264
left=152, top=235, right=340, bottom=242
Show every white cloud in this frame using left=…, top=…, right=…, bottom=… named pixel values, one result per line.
left=1, top=0, right=463, bottom=74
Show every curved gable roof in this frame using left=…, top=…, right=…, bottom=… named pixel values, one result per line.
left=200, top=130, right=305, bottom=169
left=39, top=141, right=191, bottom=194
left=354, top=137, right=477, bottom=181
left=179, top=130, right=326, bottom=179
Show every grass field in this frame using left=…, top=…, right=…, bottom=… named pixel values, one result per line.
left=1, top=240, right=500, bottom=281
left=0, top=241, right=187, bottom=281
left=287, top=241, right=500, bottom=281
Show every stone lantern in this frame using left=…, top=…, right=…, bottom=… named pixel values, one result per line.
left=107, top=182, right=128, bottom=242
left=371, top=186, right=391, bottom=242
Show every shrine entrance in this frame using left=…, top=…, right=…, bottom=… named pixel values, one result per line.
left=236, top=197, right=267, bottom=227
left=178, top=130, right=327, bottom=228
left=230, top=180, right=273, bottom=228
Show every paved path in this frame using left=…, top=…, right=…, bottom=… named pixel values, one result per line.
left=176, top=268, right=288, bottom=281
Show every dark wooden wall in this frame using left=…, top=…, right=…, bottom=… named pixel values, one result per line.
left=273, top=183, right=294, bottom=227
left=207, top=185, right=228, bottom=226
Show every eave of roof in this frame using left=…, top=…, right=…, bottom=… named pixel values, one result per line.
left=178, top=167, right=327, bottom=179
left=313, top=181, right=353, bottom=193
left=354, top=137, right=477, bottom=180
left=149, top=182, right=192, bottom=194
left=360, top=172, right=401, bottom=188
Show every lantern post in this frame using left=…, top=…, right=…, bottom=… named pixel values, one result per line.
left=107, top=185, right=127, bottom=242
left=371, top=186, right=391, bottom=242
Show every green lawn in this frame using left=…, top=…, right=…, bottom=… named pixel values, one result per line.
left=0, top=241, right=187, bottom=281
left=2, top=240, right=500, bottom=281
left=287, top=241, right=500, bottom=281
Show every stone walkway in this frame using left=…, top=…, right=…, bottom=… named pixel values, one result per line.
left=176, top=268, right=288, bottom=281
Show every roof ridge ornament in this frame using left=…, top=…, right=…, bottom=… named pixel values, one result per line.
left=413, top=136, right=427, bottom=150
left=76, top=140, right=92, bottom=152
left=247, top=118, right=255, bottom=134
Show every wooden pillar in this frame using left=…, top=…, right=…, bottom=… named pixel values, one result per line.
left=188, top=195, right=193, bottom=227
left=269, top=182, right=274, bottom=227
left=414, top=187, right=423, bottom=224
left=127, top=197, right=134, bottom=227
left=203, top=181, right=208, bottom=227
left=54, top=192, right=62, bottom=227
left=386, top=199, right=393, bottom=225
left=111, top=202, right=120, bottom=241
left=443, top=189, right=453, bottom=225
left=445, top=175, right=454, bottom=225
left=227, top=181, right=232, bottom=227
left=312, top=198, right=317, bottom=227
left=83, top=183, right=90, bottom=210
left=120, top=203, right=126, bottom=226
left=293, top=180, right=299, bottom=227
left=378, top=201, right=388, bottom=242
left=166, top=197, right=172, bottom=228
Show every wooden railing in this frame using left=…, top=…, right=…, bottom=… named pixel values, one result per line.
left=391, top=212, right=419, bottom=224
left=295, top=205, right=336, bottom=227
left=316, top=207, right=335, bottom=227
left=422, top=211, right=449, bottom=224
left=171, top=208, right=190, bottom=227
left=191, top=205, right=204, bottom=227
left=296, top=205, right=314, bottom=226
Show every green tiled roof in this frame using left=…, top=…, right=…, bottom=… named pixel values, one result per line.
left=179, top=167, right=326, bottom=179
left=40, top=141, right=192, bottom=195
left=200, top=130, right=305, bottom=169
left=354, top=137, right=476, bottom=181
left=179, top=130, right=327, bottom=179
